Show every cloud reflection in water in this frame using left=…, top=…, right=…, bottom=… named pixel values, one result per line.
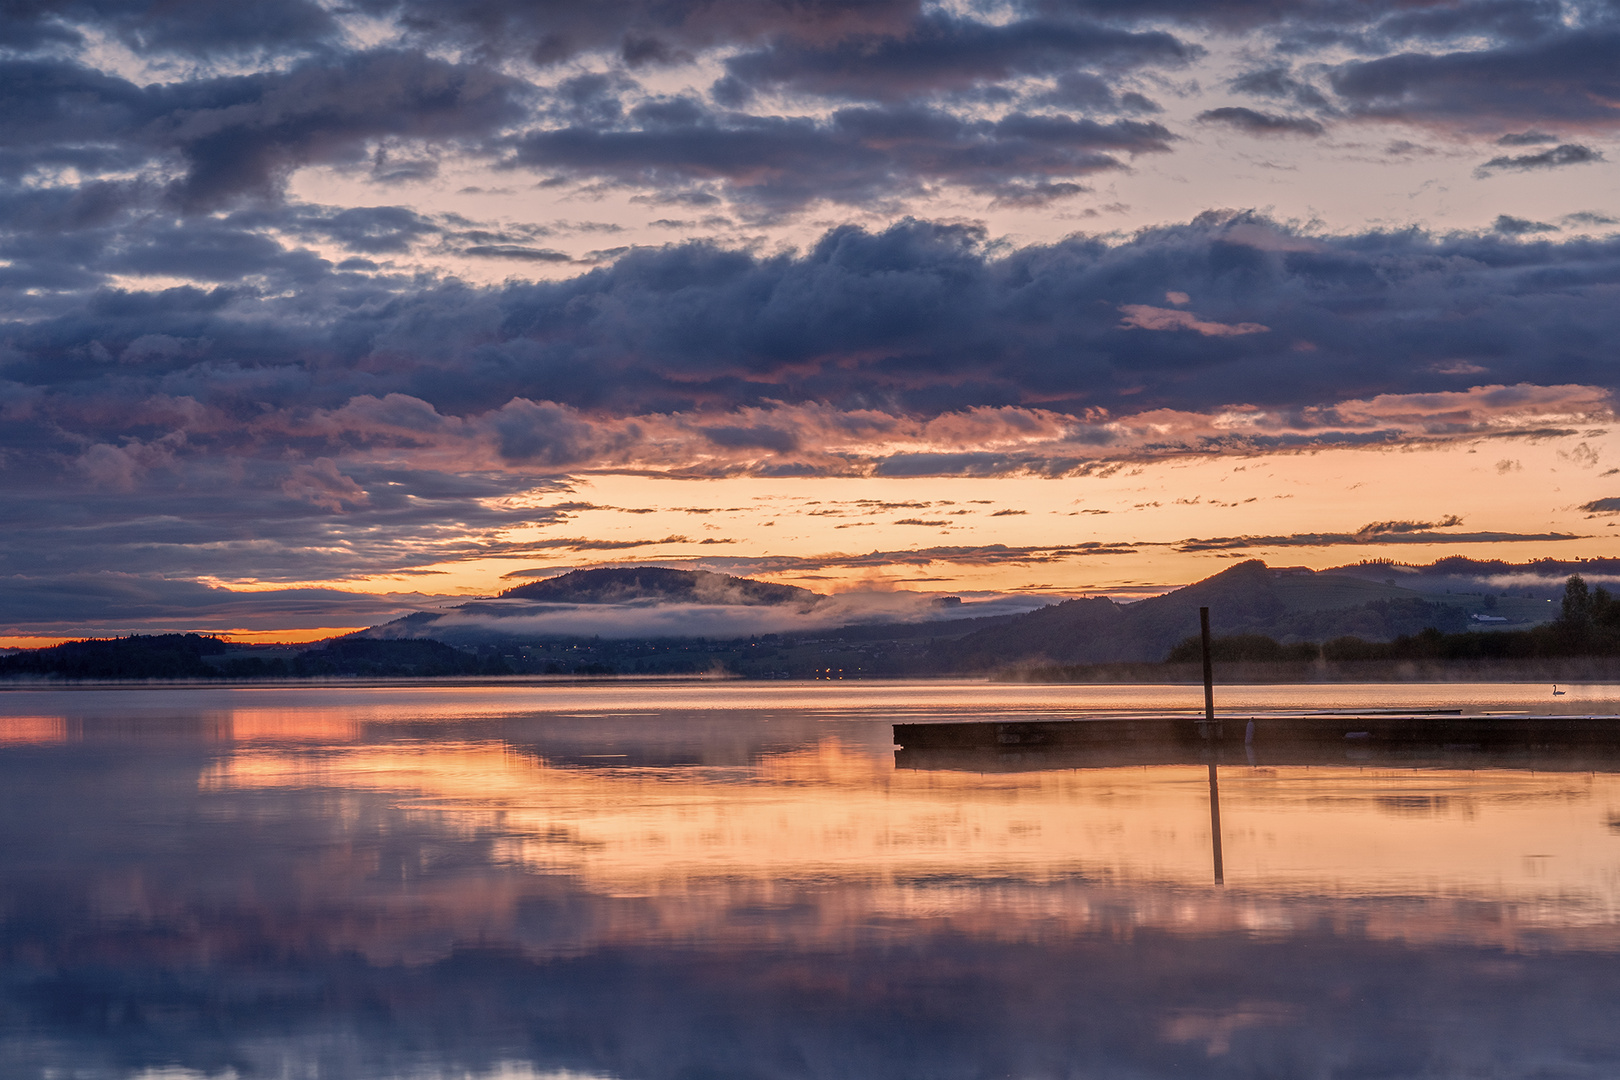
left=1, top=684, right=1619, bottom=1079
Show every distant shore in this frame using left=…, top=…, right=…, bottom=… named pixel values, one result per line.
left=6, top=660, right=1620, bottom=689
left=1000, top=657, right=1620, bottom=684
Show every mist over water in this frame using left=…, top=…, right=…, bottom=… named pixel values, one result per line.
left=2, top=682, right=1619, bottom=1079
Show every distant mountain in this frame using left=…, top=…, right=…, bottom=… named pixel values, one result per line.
left=347, top=559, right=1535, bottom=675
left=500, top=567, right=815, bottom=607
left=4, top=560, right=1569, bottom=681
left=926, top=559, right=1505, bottom=670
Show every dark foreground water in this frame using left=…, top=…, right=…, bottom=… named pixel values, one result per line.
left=2, top=681, right=1619, bottom=1080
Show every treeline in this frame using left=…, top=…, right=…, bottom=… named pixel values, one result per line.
left=1168, top=574, right=1620, bottom=665
left=0, top=634, right=229, bottom=680
left=0, top=635, right=512, bottom=681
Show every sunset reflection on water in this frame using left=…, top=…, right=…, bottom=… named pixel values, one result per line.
left=3, top=682, right=1620, bottom=1079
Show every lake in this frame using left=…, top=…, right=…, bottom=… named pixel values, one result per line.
left=2, top=681, right=1618, bottom=1079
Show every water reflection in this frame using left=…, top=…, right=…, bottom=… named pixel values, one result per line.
left=2, top=683, right=1619, bottom=1078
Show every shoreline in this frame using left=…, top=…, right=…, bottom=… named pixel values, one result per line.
left=5, top=662, right=1620, bottom=691
left=999, top=657, right=1620, bottom=684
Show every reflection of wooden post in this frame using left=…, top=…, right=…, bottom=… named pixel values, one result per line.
left=1201, top=606, right=1224, bottom=885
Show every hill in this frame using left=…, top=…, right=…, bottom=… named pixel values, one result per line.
left=499, top=567, right=815, bottom=606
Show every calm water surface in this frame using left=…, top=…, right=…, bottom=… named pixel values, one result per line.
left=2, top=681, right=1619, bottom=1079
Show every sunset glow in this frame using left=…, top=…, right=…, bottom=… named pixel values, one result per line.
left=4, top=0, right=1618, bottom=638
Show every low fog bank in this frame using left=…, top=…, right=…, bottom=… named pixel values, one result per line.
left=365, top=591, right=1052, bottom=643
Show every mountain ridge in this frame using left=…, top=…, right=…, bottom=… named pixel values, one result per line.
left=344, top=559, right=1544, bottom=673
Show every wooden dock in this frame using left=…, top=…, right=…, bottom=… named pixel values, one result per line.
left=893, top=713, right=1620, bottom=772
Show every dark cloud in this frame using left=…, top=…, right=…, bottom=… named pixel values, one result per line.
left=159, top=51, right=531, bottom=211
left=1023, top=0, right=1327, bottom=31
left=7, top=0, right=1606, bottom=246
left=692, top=543, right=1143, bottom=576
left=0, top=52, right=529, bottom=211
left=701, top=425, right=800, bottom=452
left=1029, top=0, right=1585, bottom=41
left=1196, top=106, right=1326, bottom=137
left=276, top=205, right=442, bottom=254
left=1, top=0, right=341, bottom=58
left=1175, top=528, right=1580, bottom=552
left=360, top=0, right=923, bottom=67
left=0, top=573, right=441, bottom=635
left=416, top=214, right=1620, bottom=421
left=512, top=104, right=1174, bottom=212
left=512, top=535, right=692, bottom=551
left=1331, top=30, right=1620, bottom=128
left=1229, top=66, right=1330, bottom=108
left=1366, top=0, right=1567, bottom=45
left=1578, top=497, right=1620, bottom=513
left=1493, top=214, right=1559, bottom=235
left=0, top=451, right=579, bottom=585
left=464, top=244, right=574, bottom=261
left=8, top=213, right=1620, bottom=458
left=1496, top=129, right=1560, bottom=145
left=1475, top=143, right=1604, bottom=176
left=718, top=13, right=1193, bottom=103
left=875, top=452, right=1030, bottom=477
left=1035, top=73, right=1163, bottom=115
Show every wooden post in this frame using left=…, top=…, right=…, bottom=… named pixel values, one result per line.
left=1200, top=606, right=1224, bottom=885
left=1200, top=606, right=1215, bottom=725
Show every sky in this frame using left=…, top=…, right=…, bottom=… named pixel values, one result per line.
left=2, top=0, right=1619, bottom=643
